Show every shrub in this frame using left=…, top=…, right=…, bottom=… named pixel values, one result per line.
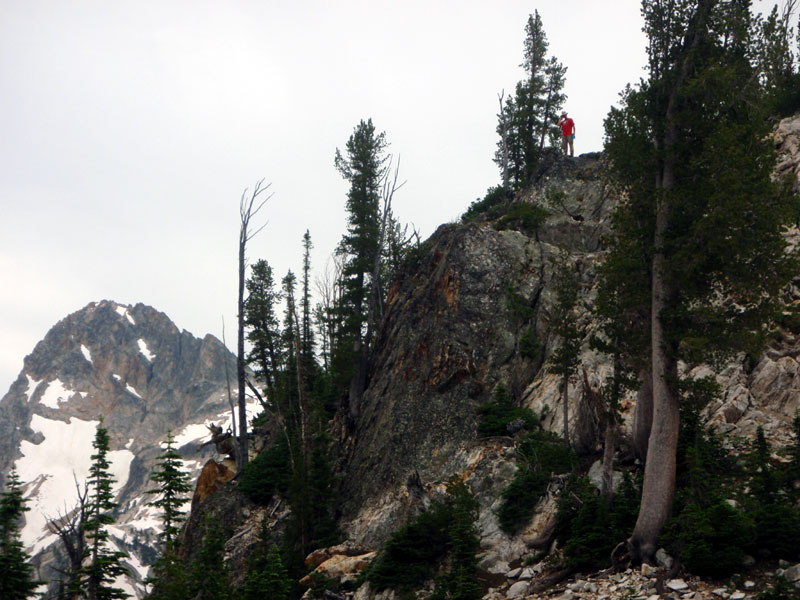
left=366, top=480, right=482, bottom=597
left=476, top=384, right=538, bottom=438
left=497, top=431, right=576, bottom=533
left=238, top=439, right=291, bottom=505
left=519, top=326, right=542, bottom=360
left=365, top=500, right=451, bottom=592
left=758, top=577, right=800, bottom=600
left=461, top=186, right=513, bottom=222
left=556, top=473, right=639, bottom=571
left=495, top=203, right=549, bottom=236
left=662, top=501, right=754, bottom=577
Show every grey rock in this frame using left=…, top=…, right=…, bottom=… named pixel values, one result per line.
left=730, top=592, right=746, bottom=600
left=505, top=568, right=522, bottom=579
left=587, top=460, right=624, bottom=494
left=712, top=589, right=729, bottom=598
left=506, top=581, right=529, bottom=599
left=785, top=563, right=800, bottom=582
left=656, top=548, right=675, bottom=569
left=519, top=567, right=535, bottom=580
left=667, top=579, right=689, bottom=592
left=744, top=581, right=756, bottom=590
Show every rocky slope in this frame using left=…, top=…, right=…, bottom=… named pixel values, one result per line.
left=285, top=115, right=800, bottom=598
left=0, top=300, right=258, bottom=598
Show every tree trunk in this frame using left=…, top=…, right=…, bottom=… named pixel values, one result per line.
left=601, top=410, right=617, bottom=501
left=629, top=4, right=710, bottom=561
left=629, top=244, right=679, bottom=563
left=237, top=229, right=248, bottom=468
left=562, top=373, right=570, bottom=447
left=632, top=364, right=653, bottom=461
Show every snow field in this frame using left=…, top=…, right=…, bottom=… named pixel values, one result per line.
left=15, top=414, right=135, bottom=554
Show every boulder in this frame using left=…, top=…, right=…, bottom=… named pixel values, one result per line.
left=191, top=459, right=236, bottom=509
left=506, top=580, right=529, bottom=598
left=300, top=552, right=377, bottom=587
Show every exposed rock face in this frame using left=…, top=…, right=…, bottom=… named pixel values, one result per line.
left=0, top=300, right=251, bottom=598
left=336, top=122, right=800, bottom=574
left=339, top=153, right=617, bottom=548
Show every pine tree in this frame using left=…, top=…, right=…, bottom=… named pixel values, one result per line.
left=546, top=257, right=582, bottom=448
left=82, top=419, right=130, bottom=600
left=242, top=522, right=291, bottom=600
left=189, top=516, right=231, bottom=600
left=431, top=479, right=481, bottom=600
left=496, top=11, right=566, bottom=189
left=0, top=469, right=40, bottom=600
left=301, top=230, right=316, bottom=373
left=146, top=431, right=192, bottom=548
left=603, top=0, right=797, bottom=563
left=145, top=550, right=189, bottom=600
left=334, top=118, right=389, bottom=418
left=245, top=258, right=283, bottom=395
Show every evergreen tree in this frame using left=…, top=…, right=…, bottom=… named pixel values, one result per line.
left=189, top=516, right=231, bottom=600
left=82, top=419, right=130, bottom=600
left=334, top=118, right=389, bottom=418
left=245, top=259, right=282, bottom=396
left=0, top=469, right=39, bottom=600
left=546, top=257, right=582, bottom=448
left=146, top=431, right=192, bottom=548
left=145, top=550, right=189, bottom=600
left=431, top=480, right=482, bottom=600
left=496, top=11, right=566, bottom=189
left=242, top=522, right=291, bottom=600
left=301, top=230, right=316, bottom=373
left=603, top=0, right=797, bottom=563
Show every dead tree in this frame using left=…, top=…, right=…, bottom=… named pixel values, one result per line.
left=47, top=478, right=90, bottom=599
left=237, top=179, right=272, bottom=469
left=221, top=316, right=236, bottom=440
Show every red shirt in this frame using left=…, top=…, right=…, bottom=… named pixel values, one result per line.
left=559, top=117, right=574, bottom=136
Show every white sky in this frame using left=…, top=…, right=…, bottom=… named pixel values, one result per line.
left=0, top=1, right=655, bottom=395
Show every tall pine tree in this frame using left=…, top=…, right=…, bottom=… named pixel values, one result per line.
left=81, top=419, right=130, bottom=600
left=334, top=118, right=389, bottom=418
left=245, top=258, right=283, bottom=396
left=496, top=11, right=567, bottom=189
left=603, top=0, right=797, bottom=563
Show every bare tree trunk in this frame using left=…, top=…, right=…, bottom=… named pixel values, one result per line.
left=221, top=317, right=236, bottom=439
left=237, top=180, right=272, bottom=469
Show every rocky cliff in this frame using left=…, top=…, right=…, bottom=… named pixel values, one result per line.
left=0, top=300, right=256, bottom=598
left=319, top=115, right=800, bottom=595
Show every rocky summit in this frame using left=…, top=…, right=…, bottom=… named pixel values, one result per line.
left=0, top=300, right=254, bottom=598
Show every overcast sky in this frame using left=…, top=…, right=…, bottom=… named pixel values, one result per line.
left=0, top=1, right=655, bottom=395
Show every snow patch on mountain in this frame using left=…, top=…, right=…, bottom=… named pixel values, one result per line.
left=25, top=375, right=42, bottom=400
left=115, top=304, right=136, bottom=325
left=39, top=379, right=82, bottom=409
left=81, top=344, right=92, bottom=363
left=137, top=339, right=155, bottom=362
left=16, top=414, right=135, bottom=554
left=126, top=384, right=143, bottom=399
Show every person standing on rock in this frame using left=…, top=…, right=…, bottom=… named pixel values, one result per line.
left=558, top=111, right=575, bottom=157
